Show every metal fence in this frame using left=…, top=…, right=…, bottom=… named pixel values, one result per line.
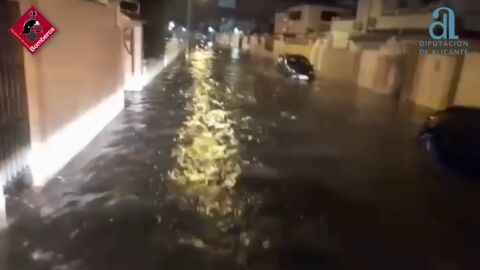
left=0, top=2, right=30, bottom=187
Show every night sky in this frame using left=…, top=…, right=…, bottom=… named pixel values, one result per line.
left=143, top=0, right=357, bottom=25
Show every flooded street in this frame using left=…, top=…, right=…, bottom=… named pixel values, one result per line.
left=1, top=49, right=480, bottom=270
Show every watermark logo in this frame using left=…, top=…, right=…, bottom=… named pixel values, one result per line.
left=429, top=7, right=458, bottom=40
left=419, top=7, right=468, bottom=56
left=9, top=6, right=57, bottom=54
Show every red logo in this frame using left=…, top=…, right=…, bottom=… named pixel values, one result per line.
left=9, top=6, right=57, bottom=54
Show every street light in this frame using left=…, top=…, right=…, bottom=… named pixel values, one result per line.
left=168, top=21, right=175, bottom=31
left=208, top=26, right=215, bottom=33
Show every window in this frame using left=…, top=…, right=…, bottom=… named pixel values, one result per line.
left=120, top=1, right=140, bottom=14
left=397, top=0, right=408, bottom=8
left=288, top=11, right=302, bottom=20
left=287, top=55, right=310, bottom=65
left=321, top=11, right=338, bottom=22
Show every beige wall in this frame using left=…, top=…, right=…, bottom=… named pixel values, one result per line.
left=382, top=0, right=430, bottom=13
left=354, top=0, right=382, bottom=33
left=331, top=31, right=351, bottom=49
left=35, top=0, right=123, bottom=138
left=358, top=50, right=379, bottom=90
left=247, top=35, right=275, bottom=58
left=304, top=7, right=329, bottom=33
left=454, top=53, right=480, bottom=108
left=315, top=47, right=360, bottom=83
left=357, top=50, right=401, bottom=94
left=274, top=12, right=288, bottom=34
left=375, top=14, right=434, bottom=30
left=356, top=0, right=372, bottom=22
left=356, top=0, right=432, bottom=31
left=273, top=40, right=312, bottom=58
left=284, top=5, right=309, bottom=35
left=310, top=44, right=479, bottom=110
left=215, top=33, right=231, bottom=47
left=331, top=19, right=356, bottom=32
left=369, top=0, right=383, bottom=18
left=410, top=55, right=459, bottom=110
left=20, top=0, right=125, bottom=185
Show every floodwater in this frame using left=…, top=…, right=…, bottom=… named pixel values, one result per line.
left=1, top=49, right=480, bottom=270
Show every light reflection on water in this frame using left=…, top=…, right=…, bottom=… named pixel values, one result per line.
left=168, top=51, right=241, bottom=216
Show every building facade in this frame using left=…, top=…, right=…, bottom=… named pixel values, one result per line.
left=275, top=4, right=354, bottom=39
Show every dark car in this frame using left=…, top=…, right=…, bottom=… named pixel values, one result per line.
left=276, top=54, right=315, bottom=81
left=419, top=106, right=480, bottom=176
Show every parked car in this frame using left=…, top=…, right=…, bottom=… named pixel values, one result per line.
left=419, top=106, right=480, bottom=176
left=276, top=54, right=315, bottom=81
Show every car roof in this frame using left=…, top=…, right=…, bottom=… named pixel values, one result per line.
left=444, top=105, right=480, bottom=112
left=443, top=106, right=480, bottom=114
left=285, top=54, right=307, bottom=58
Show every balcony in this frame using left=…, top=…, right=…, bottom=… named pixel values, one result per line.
left=373, top=13, right=434, bottom=30
left=331, top=17, right=363, bottom=33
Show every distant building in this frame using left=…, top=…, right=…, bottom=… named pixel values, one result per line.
left=330, top=0, right=480, bottom=49
left=274, top=4, right=354, bottom=39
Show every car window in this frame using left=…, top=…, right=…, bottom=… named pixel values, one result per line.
left=287, top=56, right=309, bottom=65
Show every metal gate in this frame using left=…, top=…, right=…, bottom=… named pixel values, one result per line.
left=0, top=2, right=31, bottom=187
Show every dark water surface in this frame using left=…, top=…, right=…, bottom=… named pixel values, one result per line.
left=1, top=50, right=480, bottom=270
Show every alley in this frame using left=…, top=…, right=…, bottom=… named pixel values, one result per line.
left=1, top=49, right=480, bottom=270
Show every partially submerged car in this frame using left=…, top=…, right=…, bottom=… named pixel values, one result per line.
left=276, top=54, right=315, bottom=81
left=419, top=106, right=480, bottom=176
